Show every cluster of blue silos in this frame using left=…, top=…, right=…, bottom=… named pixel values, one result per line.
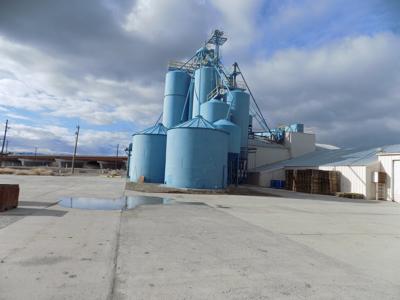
left=128, top=32, right=251, bottom=189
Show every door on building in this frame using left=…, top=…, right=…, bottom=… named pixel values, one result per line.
left=394, top=161, right=400, bottom=202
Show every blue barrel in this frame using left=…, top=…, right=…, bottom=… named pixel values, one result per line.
left=192, top=66, right=217, bottom=117
left=279, top=180, right=286, bottom=189
left=200, top=99, right=229, bottom=123
left=165, top=116, right=228, bottom=189
left=213, top=119, right=241, bottom=154
left=227, top=90, right=250, bottom=149
left=162, top=70, right=191, bottom=128
left=130, top=123, right=167, bottom=183
left=270, top=180, right=285, bottom=189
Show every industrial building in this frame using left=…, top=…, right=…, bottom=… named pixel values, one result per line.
left=247, top=144, right=400, bottom=202
left=129, top=30, right=254, bottom=189
left=128, top=30, right=399, bottom=202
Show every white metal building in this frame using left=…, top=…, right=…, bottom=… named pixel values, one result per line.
left=248, top=131, right=316, bottom=168
left=248, top=144, right=400, bottom=201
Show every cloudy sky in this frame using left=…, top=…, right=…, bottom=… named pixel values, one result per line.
left=0, top=0, right=399, bottom=155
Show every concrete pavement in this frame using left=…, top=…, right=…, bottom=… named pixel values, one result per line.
left=0, top=175, right=399, bottom=299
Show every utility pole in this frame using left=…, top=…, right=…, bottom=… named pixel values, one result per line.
left=34, top=146, right=38, bottom=161
left=1, top=119, right=10, bottom=155
left=71, top=125, right=80, bottom=174
left=5, top=140, right=8, bottom=154
left=115, top=144, right=119, bottom=170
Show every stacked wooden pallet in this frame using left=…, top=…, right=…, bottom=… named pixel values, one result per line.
left=285, top=169, right=340, bottom=195
left=0, top=184, right=19, bottom=212
left=329, top=171, right=340, bottom=194
left=285, top=170, right=294, bottom=191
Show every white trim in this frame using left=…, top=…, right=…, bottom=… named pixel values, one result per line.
left=393, top=160, right=400, bottom=202
left=378, top=153, right=400, bottom=156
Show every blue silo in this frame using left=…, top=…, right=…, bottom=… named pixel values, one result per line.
left=164, top=116, right=229, bottom=189
left=192, top=66, right=217, bottom=117
left=200, top=99, right=229, bottom=123
left=227, top=90, right=250, bottom=149
left=213, top=119, right=241, bottom=185
left=213, top=119, right=241, bottom=154
left=162, top=70, right=191, bottom=128
left=130, top=123, right=167, bottom=183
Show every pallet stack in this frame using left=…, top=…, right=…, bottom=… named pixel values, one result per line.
left=329, top=171, right=340, bottom=194
left=285, top=170, right=294, bottom=191
left=285, top=169, right=340, bottom=195
left=0, top=184, right=19, bottom=212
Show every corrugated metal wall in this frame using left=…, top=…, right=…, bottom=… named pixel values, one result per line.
left=378, top=154, right=400, bottom=201
left=319, top=166, right=368, bottom=197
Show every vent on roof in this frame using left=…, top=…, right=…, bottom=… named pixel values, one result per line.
left=135, top=123, right=167, bottom=135
left=175, top=115, right=216, bottom=129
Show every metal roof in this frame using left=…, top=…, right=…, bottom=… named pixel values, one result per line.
left=136, top=123, right=167, bottom=135
left=253, top=145, right=400, bottom=172
left=379, top=144, right=400, bottom=154
left=175, top=116, right=216, bottom=129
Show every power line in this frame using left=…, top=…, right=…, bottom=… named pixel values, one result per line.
left=71, top=124, right=80, bottom=174
left=1, top=119, right=10, bottom=155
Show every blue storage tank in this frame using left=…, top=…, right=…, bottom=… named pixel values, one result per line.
left=213, top=119, right=241, bottom=154
left=162, top=70, right=191, bottom=128
left=165, top=116, right=228, bottom=189
left=227, top=90, right=250, bottom=148
left=200, top=99, right=229, bottom=123
left=192, top=66, right=217, bottom=117
left=130, top=123, right=167, bottom=183
left=213, top=119, right=241, bottom=185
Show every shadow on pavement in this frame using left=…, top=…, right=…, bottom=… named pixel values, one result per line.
left=0, top=207, right=67, bottom=217
left=18, top=201, right=57, bottom=207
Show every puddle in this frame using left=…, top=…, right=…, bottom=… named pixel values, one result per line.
left=58, top=196, right=172, bottom=210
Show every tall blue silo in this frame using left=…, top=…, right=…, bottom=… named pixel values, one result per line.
left=162, top=70, right=191, bottom=128
left=200, top=99, right=229, bottom=123
left=192, top=66, right=217, bottom=117
left=130, top=123, right=167, bottom=183
left=227, top=90, right=250, bottom=149
left=213, top=119, right=241, bottom=185
left=165, top=116, right=228, bottom=189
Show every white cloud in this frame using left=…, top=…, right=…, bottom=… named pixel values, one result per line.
left=5, top=113, right=31, bottom=121
left=0, top=0, right=399, bottom=153
left=123, top=0, right=212, bottom=45
left=244, top=32, right=400, bottom=146
left=0, top=36, right=164, bottom=127
left=208, top=0, right=262, bottom=57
